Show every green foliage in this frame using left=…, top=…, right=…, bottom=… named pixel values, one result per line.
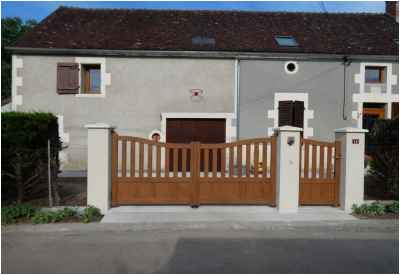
left=385, top=201, right=399, bottom=214
left=81, top=206, right=102, bottom=223
left=31, top=208, right=78, bottom=224
left=2, top=112, right=60, bottom=203
left=2, top=203, right=37, bottom=224
left=2, top=205, right=102, bottom=224
left=31, top=207, right=77, bottom=224
left=352, top=201, right=398, bottom=216
left=2, top=112, right=60, bottom=150
left=31, top=211, right=55, bottom=224
left=2, top=17, right=37, bottom=99
left=366, top=119, right=399, bottom=200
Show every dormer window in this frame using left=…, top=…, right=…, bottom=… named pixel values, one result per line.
left=274, top=36, right=298, bottom=47
left=365, top=66, right=385, bottom=84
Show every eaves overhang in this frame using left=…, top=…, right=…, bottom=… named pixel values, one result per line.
left=5, top=47, right=399, bottom=62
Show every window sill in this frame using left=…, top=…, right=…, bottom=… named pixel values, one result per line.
left=75, top=93, right=105, bottom=98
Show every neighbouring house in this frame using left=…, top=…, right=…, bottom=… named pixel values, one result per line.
left=7, top=3, right=399, bottom=173
left=1, top=97, right=12, bottom=112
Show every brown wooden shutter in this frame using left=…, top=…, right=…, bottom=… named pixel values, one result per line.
left=278, top=101, right=294, bottom=127
left=57, top=63, right=79, bottom=94
left=293, top=100, right=305, bottom=128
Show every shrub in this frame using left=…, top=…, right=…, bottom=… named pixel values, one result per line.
left=31, top=211, right=55, bottom=224
left=81, top=206, right=102, bottom=223
left=2, top=112, right=61, bottom=203
left=367, top=202, right=386, bottom=216
left=3, top=205, right=101, bottom=224
left=385, top=201, right=399, bottom=214
left=366, top=119, right=399, bottom=200
left=352, top=201, right=399, bottom=216
left=1, top=203, right=37, bottom=224
left=31, top=207, right=78, bottom=224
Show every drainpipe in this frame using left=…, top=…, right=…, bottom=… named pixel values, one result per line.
left=235, top=59, right=240, bottom=139
left=342, top=56, right=352, bottom=120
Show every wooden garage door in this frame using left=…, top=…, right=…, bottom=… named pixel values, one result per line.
left=166, top=118, right=226, bottom=143
left=166, top=118, right=226, bottom=171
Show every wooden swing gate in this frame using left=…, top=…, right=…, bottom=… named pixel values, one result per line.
left=299, top=138, right=341, bottom=205
left=111, top=132, right=277, bottom=206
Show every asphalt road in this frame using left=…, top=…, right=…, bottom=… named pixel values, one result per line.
left=2, top=221, right=399, bottom=274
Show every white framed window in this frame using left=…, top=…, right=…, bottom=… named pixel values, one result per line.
left=75, top=57, right=110, bottom=98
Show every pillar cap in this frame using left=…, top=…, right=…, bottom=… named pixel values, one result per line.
left=275, top=126, right=303, bottom=133
left=85, top=123, right=115, bottom=129
left=334, top=127, right=368, bottom=133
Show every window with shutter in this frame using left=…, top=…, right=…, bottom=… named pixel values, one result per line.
left=293, top=101, right=304, bottom=128
left=278, top=101, right=294, bottom=127
left=278, top=100, right=304, bottom=128
left=57, top=63, right=79, bottom=94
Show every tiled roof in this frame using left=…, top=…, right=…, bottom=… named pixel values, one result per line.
left=15, top=7, right=399, bottom=55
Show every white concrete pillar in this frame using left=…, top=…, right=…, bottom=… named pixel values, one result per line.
left=275, top=126, right=303, bottom=213
left=335, top=127, right=368, bottom=213
left=85, top=123, right=115, bottom=214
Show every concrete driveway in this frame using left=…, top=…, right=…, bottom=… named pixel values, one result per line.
left=101, top=206, right=357, bottom=223
left=2, top=219, right=398, bottom=274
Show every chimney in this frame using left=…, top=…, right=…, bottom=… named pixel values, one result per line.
left=386, top=1, right=399, bottom=22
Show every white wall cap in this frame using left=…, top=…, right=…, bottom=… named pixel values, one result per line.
left=275, top=126, right=303, bottom=132
left=85, top=123, right=115, bottom=129
left=334, top=127, right=369, bottom=133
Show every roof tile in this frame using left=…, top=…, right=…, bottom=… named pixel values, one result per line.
left=15, top=7, right=399, bottom=55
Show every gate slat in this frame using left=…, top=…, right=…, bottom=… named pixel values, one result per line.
left=165, top=147, right=169, bottom=178
left=229, top=146, right=234, bottom=177
left=304, top=142, right=309, bottom=179
left=327, top=146, right=333, bottom=179
left=147, top=144, right=153, bottom=177
left=212, top=148, right=217, bottom=178
left=262, top=142, right=267, bottom=178
left=139, top=142, right=144, bottom=177
left=121, top=138, right=127, bottom=178
left=246, top=144, right=250, bottom=177
left=182, top=148, right=187, bottom=178
left=204, top=148, right=209, bottom=178
left=237, top=145, right=242, bottom=178
left=312, top=145, right=317, bottom=178
left=156, top=144, right=161, bottom=177
left=319, top=145, right=324, bottom=179
left=131, top=140, right=136, bottom=177
left=173, top=148, right=178, bottom=177
left=254, top=142, right=259, bottom=178
left=221, top=148, right=226, bottom=178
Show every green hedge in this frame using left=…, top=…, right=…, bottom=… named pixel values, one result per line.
left=2, top=112, right=61, bottom=203
left=365, top=119, right=399, bottom=199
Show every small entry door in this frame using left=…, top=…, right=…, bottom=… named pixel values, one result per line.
left=166, top=118, right=226, bottom=171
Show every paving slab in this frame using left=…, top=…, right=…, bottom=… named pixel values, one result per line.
left=101, top=205, right=356, bottom=223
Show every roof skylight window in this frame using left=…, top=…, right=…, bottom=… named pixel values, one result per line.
left=192, top=36, right=216, bottom=46
left=274, top=36, right=298, bottom=47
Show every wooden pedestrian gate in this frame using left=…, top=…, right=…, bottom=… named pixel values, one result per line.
left=299, top=139, right=341, bottom=205
left=111, top=132, right=277, bottom=206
